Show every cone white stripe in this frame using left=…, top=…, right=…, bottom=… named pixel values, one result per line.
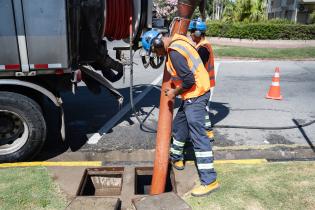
left=195, top=151, right=213, bottom=158
left=274, top=73, right=280, bottom=78
left=272, top=82, right=280, bottom=86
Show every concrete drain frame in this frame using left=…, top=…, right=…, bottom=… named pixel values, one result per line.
left=70, top=165, right=178, bottom=210
left=77, top=167, right=124, bottom=197
left=135, top=167, right=176, bottom=195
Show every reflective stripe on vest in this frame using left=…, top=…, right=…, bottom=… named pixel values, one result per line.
left=166, top=34, right=210, bottom=100
left=196, top=40, right=216, bottom=88
left=171, top=44, right=203, bottom=73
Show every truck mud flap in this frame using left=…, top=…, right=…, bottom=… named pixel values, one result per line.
left=80, top=65, right=124, bottom=108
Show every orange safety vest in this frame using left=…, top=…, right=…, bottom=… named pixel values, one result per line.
left=196, top=39, right=216, bottom=88
left=166, top=34, right=210, bottom=100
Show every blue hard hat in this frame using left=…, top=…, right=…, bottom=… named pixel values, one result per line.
left=141, top=29, right=160, bottom=52
left=189, top=18, right=207, bottom=32
left=188, top=19, right=197, bottom=31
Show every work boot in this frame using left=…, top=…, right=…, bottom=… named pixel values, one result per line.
left=171, top=160, right=185, bottom=170
left=206, top=130, right=215, bottom=142
left=191, top=180, right=220, bottom=197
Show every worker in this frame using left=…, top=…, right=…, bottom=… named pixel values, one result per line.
left=142, top=29, right=220, bottom=197
left=188, top=18, right=216, bottom=140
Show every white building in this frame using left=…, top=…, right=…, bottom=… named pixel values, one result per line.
left=267, top=0, right=315, bottom=23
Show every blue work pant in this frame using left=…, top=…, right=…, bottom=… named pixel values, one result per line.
left=170, top=91, right=217, bottom=185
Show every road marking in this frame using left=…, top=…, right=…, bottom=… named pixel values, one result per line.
left=87, top=73, right=164, bottom=144
left=0, top=161, right=102, bottom=168
left=209, top=62, right=220, bottom=102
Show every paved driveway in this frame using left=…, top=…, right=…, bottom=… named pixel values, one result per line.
left=38, top=43, right=315, bottom=160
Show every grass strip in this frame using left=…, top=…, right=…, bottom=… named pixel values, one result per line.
left=213, top=46, right=315, bottom=59
left=0, top=167, right=66, bottom=210
left=186, top=161, right=315, bottom=210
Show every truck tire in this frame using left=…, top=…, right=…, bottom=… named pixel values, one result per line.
left=0, top=91, right=46, bottom=162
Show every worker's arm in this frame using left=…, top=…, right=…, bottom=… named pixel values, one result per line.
left=198, top=46, right=210, bottom=66
left=165, top=50, right=195, bottom=98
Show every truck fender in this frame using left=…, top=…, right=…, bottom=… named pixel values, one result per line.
left=0, top=79, right=66, bottom=141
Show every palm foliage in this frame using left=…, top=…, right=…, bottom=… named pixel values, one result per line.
left=214, top=0, right=267, bottom=22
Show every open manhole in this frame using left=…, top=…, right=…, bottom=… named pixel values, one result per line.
left=77, top=167, right=124, bottom=196
left=135, top=167, right=176, bottom=195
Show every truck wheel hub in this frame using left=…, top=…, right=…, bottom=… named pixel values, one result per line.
left=0, top=111, right=24, bottom=146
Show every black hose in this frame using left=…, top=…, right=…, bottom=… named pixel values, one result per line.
left=128, top=69, right=315, bottom=132
left=129, top=64, right=315, bottom=131
left=213, top=120, right=315, bottom=130
left=128, top=60, right=315, bottom=132
left=129, top=59, right=157, bottom=132
left=129, top=18, right=157, bottom=133
left=128, top=23, right=315, bottom=132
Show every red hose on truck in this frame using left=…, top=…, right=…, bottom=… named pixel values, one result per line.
left=104, top=0, right=132, bottom=40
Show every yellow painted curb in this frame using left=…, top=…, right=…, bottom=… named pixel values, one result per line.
left=0, top=161, right=102, bottom=168
left=0, top=159, right=268, bottom=168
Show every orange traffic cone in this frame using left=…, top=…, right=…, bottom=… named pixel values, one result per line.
left=266, top=67, right=283, bottom=100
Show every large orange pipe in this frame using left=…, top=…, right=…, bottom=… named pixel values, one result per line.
left=150, top=67, right=174, bottom=194
left=150, top=0, right=199, bottom=195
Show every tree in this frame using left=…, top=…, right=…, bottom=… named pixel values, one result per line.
left=310, top=11, right=315, bottom=24
left=213, top=0, right=238, bottom=20
left=233, top=0, right=252, bottom=22
left=222, top=1, right=235, bottom=22
left=206, top=0, right=214, bottom=19
left=154, top=0, right=214, bottom=21
left=153, top=0, right=178, bottom=20
left=249, top=0, right=267, bottom=22
left=219, top=0, right=267, bottom=22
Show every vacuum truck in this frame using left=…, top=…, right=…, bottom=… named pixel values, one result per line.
left=0, top=0, right=204, bottom=163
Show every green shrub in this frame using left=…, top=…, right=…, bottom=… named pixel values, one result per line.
left=267, top=18, right=295, bottom=24
left=206, top=21, right=315, bottom=40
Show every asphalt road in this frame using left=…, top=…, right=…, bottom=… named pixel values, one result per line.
left=38, top=42, right=315, bottom=160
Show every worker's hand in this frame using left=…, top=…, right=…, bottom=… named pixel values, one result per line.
left=164, top=88, right=176, bottom=99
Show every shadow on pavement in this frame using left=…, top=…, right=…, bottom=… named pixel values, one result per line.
left=37, top=85, right=162, bottom=160
left=36, top=85, right=230, bottom=161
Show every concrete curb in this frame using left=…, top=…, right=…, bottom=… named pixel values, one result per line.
left=1, top=144, right=314, bottom=168
left=0, top=159, right=268, bottom=168
left=0, top=158, right=309, bottom=168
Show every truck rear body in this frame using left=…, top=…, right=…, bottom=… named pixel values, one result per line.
left=0, top=0, right=70, bottom=77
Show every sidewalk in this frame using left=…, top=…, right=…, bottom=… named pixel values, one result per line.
left=207, top=37, right=315, bottom=48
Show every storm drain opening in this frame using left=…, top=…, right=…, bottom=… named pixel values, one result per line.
left=135, top=167, right=176, bottom=195
left=77, top=167, right=124, bottom=196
